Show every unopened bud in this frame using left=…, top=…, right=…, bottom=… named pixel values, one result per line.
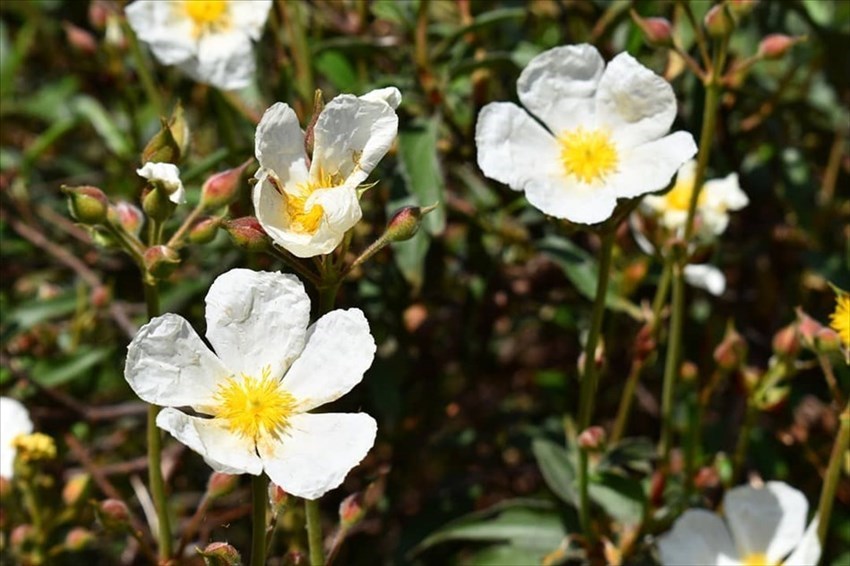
left=189, top=217, right=221, bottom=245
left=714, top=324, right=747, bottom=371
left=88, top=0, right=110, bottom=29
left=631, top=11, right=673, bottom=47
left=755, top=384, right=790, bottom=412
left=759, top=34, right=799, bottom=60
left=740, top=366, right=762, bottom=393
left=65, top=527, right=95, bottom=551
left=386, top=204, right=438, bottom=243
left=728, top=0, right=758, bottom=19
left=168, top=101, right=190, bottom=158
left=283, top=551, right=307, bottom=565
left=680, top=360, right=699, bottom=383
left=63, top=185, right=108, bottom=225
left=339, top=493, right=365, bottom=529
left=142, top=186, right=176, bottom=221
left=268, top=482, right=289, bottom=515
left=62, top=473, right=92, bottom=506
left=10, top=524, right=35, bottom=550
left=815, top=328, right=842, bottom=353
left=201, top=159, right=251, bottom=210
left=142, top=120, right=181, bottom=164
left=704, top=4, right=734, bottom=37
left=796, top=308, right=823, bottom=348
left=207, top=472, right=238, bottom=499
left=63, top=22, right=97, bottom=54
left=633, top=323, right=656, bottom=364
left=223, top=217, right=270, bottom=252
left=772, top=323, right=800, bottom=358
left=199, top=542, right=242, bottom=566
left=97, top=499, right=130, bottom=531
left=693, top=466, right=720, bottom=490
left=577, top=426, right=606, bottom=452
left=143, top=245, right=180, bottom=279
left=108, top=201, right=144, bottom=236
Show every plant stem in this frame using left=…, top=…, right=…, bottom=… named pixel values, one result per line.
left=306, top=499, right=325, bottom=566
left=279, top=0, right=315, bottom=111
left=610, top=360, right=645, bottom=445
left=251, top=474, right=269, bottom=566
left=817, top=401, right=849, bottom=544
left=166, top=203, right=204, bottom=249
left=659, top=263, right=685, bottom=459
left=123, top=20, right=164, bottom=117
left=731, top=397, right=757, bottom=483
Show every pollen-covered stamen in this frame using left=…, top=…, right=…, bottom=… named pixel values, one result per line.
left=271, top=168, right=344, bottom=235
left=212, top=366, right=297, bottom=441
left=182, top=0, right=231, bottom=36
left=12, top=433, right=57, bottom=462
left=558, top=127, right=619, bottom=185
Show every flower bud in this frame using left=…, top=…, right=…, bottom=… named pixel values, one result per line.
left=704, top=4, right=734, bottom=37
left=189, top=217, right=221, bottom=245
left=97, top=499, right=130, bottom=531
left=339, top=493, right=365, bottom=529
left=143, top=245, right=180, bottom=279
left=63, top=22, right=97, bottom=55
left=88, top=0, right=110, bottom=29
left=199, top=542, right=242, bottom=566
left=759, top=34, right=799, bottom=60
left=223, top=217, right=270, bottom=252
left=168, top=101, right=190, bottom=159
left=577, top=426, right=606, bottom=452
left=10, top=524, right=35, bottom=551
left=739, top=366, right=762, bottom=393
left=141, top=119, right=181, bottom=164
left=728, top=0, right=758, bottom=19
left=268, top=482, right=289, bottom=515
left=772, top=323, right=800, bottom=359
left=796, top=308, right=823, bottom=348
left=680, top=360, right=699, bottom=383
left=633, top=323, right=656, bottom=364
left=137, top=162, right=185, bottom=204
left=207, top=472, right=238, bottom=499
left=815, top=328, right=842, bottom=353
left=65, top=527, right=95, bottom=551
left=693, top=466, right=720, bottom=490
left=108, top=201, right=144, bottom=236
left=631, top=11, right=673, bottom=47
left=714, top=324, right=747, bottom=371
left=142, top=186, right=177, bottom=222
left=385, top=204, right=438, bottom=243
left=62, top=185, right=108, bottom=225
left=755, top=384, right=790, bottom=412
left=62, top=473, right=92, bottom=506
left=201, top=159, right=251, bottom=210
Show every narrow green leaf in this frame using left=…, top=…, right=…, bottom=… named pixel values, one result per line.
left=588, top=472, right=646, bottom=527
left=397, top=116, right=447, bottom=235
left=32, top=347, right=113, bottom=387
left=532, top=438, right=579, bottom=507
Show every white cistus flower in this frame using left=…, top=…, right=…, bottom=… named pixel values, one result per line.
left=137, top=162, right=186, bottom=204
left=0, top=397, right=33, bottom=479
left=253, top=87, right=401, bottom=258
left=124, top=269, right=378, bottom=500
left=642, top=159, right=748, bottom=239
left=475, top=44, right=697, bottom=224
left=125, top=0, right=272, bottom=91
left=658, top=481, right=821, bottom=566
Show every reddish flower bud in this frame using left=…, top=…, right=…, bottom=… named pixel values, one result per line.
left=339, top=493, right=365, bottom=528
left=772, top=323, right=800, bottom=358
left=143, top=245, right=180, bottom=279
left=693, top=466, right=720, bottom=490
left=108, top=201, right=144, bottom=236
left=206, top=472, right=238, bottom=499
left=62, top=473, right=92, bottom=506
left=385, top=204, right=438, bottom=243
left=815, top=328, right=842, bottom=353
left=90, top=285, right=111, bottom=308
left=189, top=216, right=221, bottom=245
left=759, top=34, right=798, bottom=60
left=10, top=524, right=35, bottom=550
left=199, top=542, right=242, bottom=566
left=201, top=159, right=252, bottom=210
left=631, top=11, right=673, bottom=47
left=704, top=4, right=734, bottom=37
left=714, top=324, right=747, bottom=371
left=795, top=308, right=824, bottom=348
left=65, top=527, right=95, bottom=551
left=577, top=426, right=606, bottom=452
left=63, top=22, right=97, bottom=54
left=97, top=499, right=130, bottom=531
left=88, top=0, right=110, bottom=29
left=269, top=482, right=289, bottom=515
left=62, top=185, right=109, bottom=225
left=223, top=217, right=270, bottom=252
left=680, top=360, right=699, bottom=383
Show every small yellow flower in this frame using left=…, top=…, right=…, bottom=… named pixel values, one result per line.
left=12, top=433, right=56, bottom=462
left=829, top=293, right=850, bottom=348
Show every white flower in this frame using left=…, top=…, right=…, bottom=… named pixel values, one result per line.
left=658, top=481, right=821, bottom=566
left=124, top=268, right=377, bottom=500
left=642, top=159, right=748, bottom=240
left=137, top=162, right=186, bottom=204
left=253, top=88, right=401, bottom=258
left=475, top=44, right=697, bottom=224
left=0, top=397, right=33, bottom=479
left=125, top=0, right=272, bottom=91
left=683, top=263, right=726, bottom=296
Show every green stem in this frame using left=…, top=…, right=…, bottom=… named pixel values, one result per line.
left=817, top=402, right=849, bottom=544
left=610, top=360, right=644, bottom=445
left=166, top=203, right=205, bottom=249
left=651, top=257, right=674, bottom=326
left=251, top=474, right=269, bottom=566
left=683, top=379, right=700, bottom=500
left=306, top=499, right=324, bottom=566
left=659, top=263, right=685, bottom=459
left=731, top=397, right=757, bottom=483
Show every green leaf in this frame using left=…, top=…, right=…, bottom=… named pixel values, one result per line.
left=7, top=294, right=78, bottom=329
left=397, top=116, right=446, bottom=235
left=599, top=437, right=656, bottom=475
left=71, top=96, right=133, bottom=159
left=314, top=50, right=360, bottom=93
left=31, top=347, right=114, bottom=387
left=588, top=472, right=645, bottom=527
left=532, top=438, right=578, bottom=507
left=390, top=228, right=429, bottom=293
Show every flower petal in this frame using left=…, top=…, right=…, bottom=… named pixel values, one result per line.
left=359, top=86, right=402, bottom=109
left=254, top=102, right=310, bottom=185
left=125, top=0, right=196, bottom=65
left=204, top=269, right=310, bottom=379
left=282, top=309, right=376, bottom=411
left=783, top=516, right=821, bottom=566
left=684, top=264, right=726, bottom=296
left=137, top=162, right=185, bottom=204
left=475, top=102, right=562, bottom=192
left=604, top=131, right=698, bottom=200
left=186, top=31, right=256, bottom=91
left=703, top=173, right=748, bottom=212
left=525, top=175, right=618, bottom=224
left=657, top=509, right=739, bottom=565
left=0, top=397, right=33, bottom=479
left=259, top=412, right=377, bottom=500
left=124, top=313, right=231, bottom=408
left=156, top=408, right=262, bottom=475
left=724, top=481, right=808, bottom=563
left=516, top=44, right=604, bottom=134
left=310, top=90, right=400, bottom=187
left=595, top=52, right=678, bottom=149
left=228, top=0, right=273, bottom=41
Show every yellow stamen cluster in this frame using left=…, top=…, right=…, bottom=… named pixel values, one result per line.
left=558, top=127, right=619, bottom=185
left=182, top=0, right=230, bottom=36
left=283, top=169, right=343, bottom=235
left=12, top=433, right=57, bottom=462
left=830, top=294, right=850, bottom=348
left=741, top=553, right=778, bottom=566
left=212, top=367, right=296, bottom=441
left=662, top=176, right=708, bottom=212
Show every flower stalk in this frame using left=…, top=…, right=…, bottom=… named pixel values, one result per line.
left=251, top=474, right=269, bottom=566
left=817, top=400, right=849, bottom=545
left=306, top=498, right=325, bottom=566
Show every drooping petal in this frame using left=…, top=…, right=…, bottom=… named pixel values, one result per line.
left=124, top=313, right=231, bottom=409
left=525, top=175, right=619, bottom=224
left=657, top=509, right=739, bottom=565
left=186, top=30, right=256, bottom=91
left=282, top=309, right=376, bottom=412
left=595, top=52, right=678, bottom=149
left=604, top=131, right=698, bottom=200
left=136, top=162, right=186, bottom=204
left=684, top=264, right=726, bottom=296
left=156, top=408, right=262, bottom=475
left=475, top=102, right=563, bottom=192
left=204, top=269, right=310, bottom=380
left=254, top=103, right=310, bottom=186
left=228, top=0, right=273, bottom=41
left=310, top=90, right=400, bottom=187
left=259, top=412, right=377, bottom=500
left=516, top=44, right=605, bottom=134
left=125, top=0, right=196, bottom=65
left=724, top=481, right=808, bottom=563
left=359, top=86, right=402, bottom=109
left=783, top=516, right=821, bottom=566
left=0, top=397, right=33, bottom=479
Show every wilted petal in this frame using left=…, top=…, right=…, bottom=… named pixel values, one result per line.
left=0, top=397, right=33, bottom=479
left=657, top=509, right=739, bottom=565
left=254, top=103, right=310, bottom=184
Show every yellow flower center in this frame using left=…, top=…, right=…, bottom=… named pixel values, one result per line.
left=661, top=176, right=707, bottom=212
left=830, top=294, right=850, bottom=348
left=12, top=433, right=57, bottom=462
left=272, top=169, right=344, bottom=235
left=741, top=553, right=778, bottom=566
left=183, top=0, right=230, bottom=35
left=212, top=367, right=297, bottom=441
left=558, top=127, right=619, bottom=184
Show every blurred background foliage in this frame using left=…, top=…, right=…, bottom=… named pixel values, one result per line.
left=0, top=0, right=848, bottom=564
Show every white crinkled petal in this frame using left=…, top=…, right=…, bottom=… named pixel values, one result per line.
left=204, top=269, right=310, bottom=379
left=282, top=309, right=376, bottom=412
left=125, top=0, right=196, bottom=65
left=517, top=44, right=604, bottom=133
left=604, top=131, right=698, bottom=200
left=124, top=313, right=231, bottom=409
left=595, top=52, right=678, bottom=149
left=359, top=86, right=402, bottom=109
left=0, top=397, right=34, bottom=479
left=704, top=173, right=748, bottom=212
left=783, top=516, right=821, bottom=566
left=311, top=92, right=399, bottom=187
left=475, top=102, right=562, bottom=192
left=228, top=0, right=273, bottom=41
left=137, top=162, right=185, bottom=204
left=187, top=30, right=256, bottom=90
left=525, top=175, right=619, bottom=224
left=657, top=509, right=740, bottom=565
left=254, top=103, right=310, bottom=184
left=684, top=264, right=726, bottom=296
left=156, top=408, right=262, bottom=475
left=259, top=412, right=377, bottom=500
left=309, top=184, right=362, bottom=232
left=724, top=481, right=808, bottom=563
